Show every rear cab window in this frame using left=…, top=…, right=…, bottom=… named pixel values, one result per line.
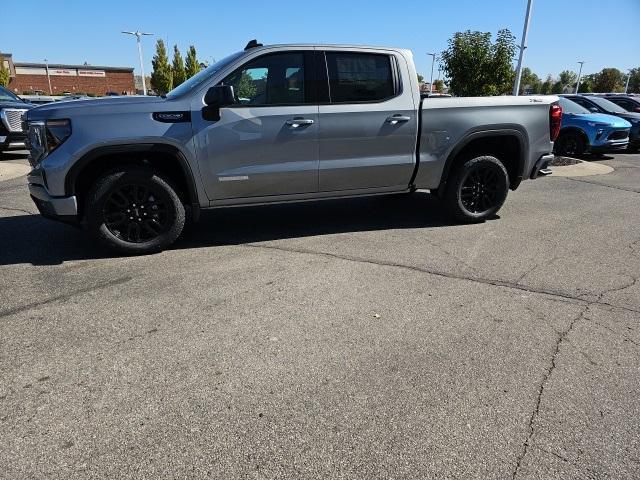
left=324, top=52, right=398, bottom=103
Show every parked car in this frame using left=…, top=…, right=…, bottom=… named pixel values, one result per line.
left=0, top=86, right=33, bottom=154
left=554, top=97, right=630, bottom=156
left=563, top=94, right=640, bottom=151
left=597, top=94, right=640, bottom=114
left=25, top=41, right=560, bottom=254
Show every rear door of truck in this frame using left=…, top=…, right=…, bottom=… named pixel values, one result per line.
left=317, top=48, right=418, bottom=192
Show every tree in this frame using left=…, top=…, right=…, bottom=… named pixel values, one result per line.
left=626, top=68, right=640, bottom=93
left=593, top=68, right=625, bottom=93
left=151, top=39, right=173, bottom=95
left=559, top=70, right=577, bottom=88
left=0, top=64, right=9, bottom=87
left=172, top=45, right=186, bottom=87
left=540, top=75, right=554, bottom=95
left=185, top=45, right=200, bottom=78
left=433, top=79, right=445, bottom=92
left=235, top=71, right=257, bottom=100
left=578, top=74, right=595, bottom=93
left=417, top=74, right=424, bottom=84
left=520, top=67, right=541, bottom=94
left=440, top=29, right=516, bottom=96
left=552, top=80, right=564, bottom=94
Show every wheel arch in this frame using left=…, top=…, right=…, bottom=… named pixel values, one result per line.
left=67, top=143, right=200, bottom=221
left=438, top=129, right=527, bottom=195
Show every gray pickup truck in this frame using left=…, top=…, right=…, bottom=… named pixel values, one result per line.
left=25, top=41, right=561, bottom=254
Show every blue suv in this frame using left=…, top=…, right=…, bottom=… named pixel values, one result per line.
left=554, top=97, right=631, bottom=156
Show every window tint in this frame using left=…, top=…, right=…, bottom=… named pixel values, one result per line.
left=570, top=97, right=598, bottom=111
left=326, top=52, right=395, bottom=103
left=558, top=97, right=590, bottom=114
left=221, top=52, right=306, bottom=106
left=611, top=99, right=633, bottom=111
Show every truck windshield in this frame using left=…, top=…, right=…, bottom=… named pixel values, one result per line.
left=558, top=97, right=590, bottom=114
left=165, top=51, right=246, bottom=99
left=0, top=86, right=21, bottom=102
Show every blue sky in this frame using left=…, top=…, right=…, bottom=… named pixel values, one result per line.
left=2, top=0, right=638, bottom=80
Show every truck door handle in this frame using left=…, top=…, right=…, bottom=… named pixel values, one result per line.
left=286, top=118, right=314, bottom=128
left=386, top=115, right=411, bottom=125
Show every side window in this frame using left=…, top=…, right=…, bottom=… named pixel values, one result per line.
left=221, top=52, right=306, bottom=106
left=572, top=97, right=595, bottom=110
left=325, top=52, right=396, bottom=103
left=614, top=99, right=633, bottom=111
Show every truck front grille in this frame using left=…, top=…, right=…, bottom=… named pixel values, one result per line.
left=608, top=129, right=629, bottom=141
left=1, top=109, right=29, bottom=133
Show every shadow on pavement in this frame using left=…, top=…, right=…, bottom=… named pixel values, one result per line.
left=0, top=192, right=469, bottom=267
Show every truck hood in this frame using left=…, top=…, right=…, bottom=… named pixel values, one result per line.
left=26, top=95, right=173, bottom=122
left=566, top=112, right=632, bottom=128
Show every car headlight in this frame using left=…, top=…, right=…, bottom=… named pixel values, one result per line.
left=26, top=119, right=71, bottom=166
left=45, top=119, right=72, bottom=153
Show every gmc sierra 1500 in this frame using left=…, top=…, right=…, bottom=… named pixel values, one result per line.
left=25, top=41, right=561, bottom=254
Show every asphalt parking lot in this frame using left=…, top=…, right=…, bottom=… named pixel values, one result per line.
left=1, top=151, right=639, bottom=479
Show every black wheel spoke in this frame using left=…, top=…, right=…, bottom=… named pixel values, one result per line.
left=103, top=182, right=170, bottom=244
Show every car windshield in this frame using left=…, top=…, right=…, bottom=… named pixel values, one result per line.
left=587, top=96, right=628, bottom=114
left=0, top=86, right=21, bottom=102
left=165, top=51, right=246, bottom=99
left=559, top=97, right=590, bottom=114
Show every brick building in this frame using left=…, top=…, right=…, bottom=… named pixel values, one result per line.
left=1, top=52, right=135, bottom=96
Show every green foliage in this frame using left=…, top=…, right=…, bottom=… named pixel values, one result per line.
left=0, top=64, right=9, bottom=87
left=519, top=67, right=541, bottom=94
left=578, top=74, right=595, bottom=93
left=440, top=29, right=516, bottom=96
left=628, top=68, right=640, bottom=93
left=540, top=76, right=553, bottom=95
left=235, top=71, right=257, bottom=100
left=417, top=73, right=424, bottom=83
left=151, top=39, right=173, bottom=95
left=559, top=70, right=577, bottom=87
left=551, top=80, right=564, bottom=94
left=593, top=68, right=625, bottom=93
left=433, top=79, right=445, bottom=92
left=172, top=45, right=186, bottom=87
left=185, top=45, right=200, bottom=79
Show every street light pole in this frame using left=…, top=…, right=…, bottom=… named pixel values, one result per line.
left=513, top=0, right=534, bottom=96
left=122, top=30, right=153, bottom=95
left=428, top=52, right=437, bottom=94
left=44, top=58, right=52, bottom=95
left=575, top=61, right=586, bottom=94
left=625, top=70, right=632, bottom=94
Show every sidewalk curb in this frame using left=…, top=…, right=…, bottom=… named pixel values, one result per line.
left=550, top=160, right=614, bottom=178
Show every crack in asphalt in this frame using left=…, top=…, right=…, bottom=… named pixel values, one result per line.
left=565, top=177, right=640, bottom=194
left=0, top=205, right=36, bottom=216
left=244, top=243, right=640, bottom=314
left=0, top=276, right=133, bottom=319
left=511, top=305, right=589, bottom=479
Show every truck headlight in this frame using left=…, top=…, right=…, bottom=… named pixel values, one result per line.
left=45, top=119, right=72, bottom=154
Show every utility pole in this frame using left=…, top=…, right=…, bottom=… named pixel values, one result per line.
left=575, top=61, right=586, bottom=94
left=427, top=52, right=437, bottom=94
left=513, top=0, right=534, bottom=96
left=43, top=58, right=52, bottom=95
left=122, top=30, right=153, bottom=95
left=625, top=70, right=632, bottom=94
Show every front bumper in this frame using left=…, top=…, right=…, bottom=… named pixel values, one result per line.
left=29, top=183, right=78, bottom=223
left=591, top=139, right=629, bottom=153
left=0, top=132, right=27, bottom=151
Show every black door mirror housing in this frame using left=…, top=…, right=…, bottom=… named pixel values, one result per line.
left=203, top=85, right=235, bottom=121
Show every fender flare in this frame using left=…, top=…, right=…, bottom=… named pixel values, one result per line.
left=439, top=128, right=527, bottom=192
left=65, top=143, right=200, bottom=219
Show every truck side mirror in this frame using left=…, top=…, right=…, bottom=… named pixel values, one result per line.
left=203, top=85, right=235, bottom=121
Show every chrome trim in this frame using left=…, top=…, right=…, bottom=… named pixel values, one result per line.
left=0, top=108, right=29, bottom=133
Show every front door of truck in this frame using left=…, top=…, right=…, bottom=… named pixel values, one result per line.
left=317, top=50, right=417, bottom=192
left=193, top=50, right=319, bottom=200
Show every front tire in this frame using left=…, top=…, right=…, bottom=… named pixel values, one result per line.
left=444, top=155, right=509, bottom=223
left=554, top=131, right=586, bottom=157
left=85, top=167, right=185, bottom=254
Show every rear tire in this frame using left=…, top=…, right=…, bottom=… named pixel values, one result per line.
left=85, top=167, right=185, bottom=255
left=554, top=131, right=586, bottom=157
left=443, top=155, right=509, bottom=223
